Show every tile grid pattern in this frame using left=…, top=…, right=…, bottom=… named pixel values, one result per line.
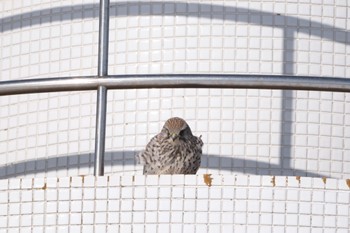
left=0, top=175, right=349, bottom=232
left=1, top=0, right=350, bottom=179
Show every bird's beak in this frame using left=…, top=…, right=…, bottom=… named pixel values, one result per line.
left=171, top=133, right=179, bottom=141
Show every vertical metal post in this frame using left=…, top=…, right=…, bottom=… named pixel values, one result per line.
left=94, top=0, right=110, bottom=176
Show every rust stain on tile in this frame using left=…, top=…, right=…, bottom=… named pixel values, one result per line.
left=79, top=175, right=85, bottom=183
left=322, top=177, right=327, bottom=184
left=346, top=179, right=350, bottom=189
left=41, top=183, right=47, bottom=190
left=203, top=174, right=213, bottom=187
left=271, top=176, right=276, bottom=187
left=296, top=176, right=301, bottom=184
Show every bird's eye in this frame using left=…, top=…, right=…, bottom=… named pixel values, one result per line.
left=179, top=129, right=185, bottom=137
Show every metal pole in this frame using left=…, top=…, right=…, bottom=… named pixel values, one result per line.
left=94, top=0, right=110, bottom=176
left=2, top=75, right=350, bottom=95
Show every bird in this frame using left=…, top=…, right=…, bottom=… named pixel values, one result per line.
left=138, top=117, right=203, bottom=175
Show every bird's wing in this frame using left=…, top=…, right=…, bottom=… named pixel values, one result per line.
left=196, top=135, right=204, bottom=150
left=137, top=134, right=163, bottom=174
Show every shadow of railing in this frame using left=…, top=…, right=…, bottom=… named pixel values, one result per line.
left=1, top=2, right=349, bottom=179
left=1, top=2, right=348, bottom=44
left=0, top=151, right=325, bottom=179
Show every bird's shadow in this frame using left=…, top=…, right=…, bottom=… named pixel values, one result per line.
left=0, top=150, right=324, bottom=179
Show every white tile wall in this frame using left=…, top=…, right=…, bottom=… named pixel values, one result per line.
left=0, top=175, right=349, bottom=232
left=1, top=0, right=350, bottom=179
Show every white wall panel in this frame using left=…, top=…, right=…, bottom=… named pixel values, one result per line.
left=0, top=175, right=349, bottom=232
left=0, top=0, right=350, bottom=180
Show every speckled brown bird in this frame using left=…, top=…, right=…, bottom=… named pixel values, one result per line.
left=138, top=117, right=203, bottom=175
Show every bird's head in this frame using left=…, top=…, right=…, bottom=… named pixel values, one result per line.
left=161, top=117, right=193, bottom=142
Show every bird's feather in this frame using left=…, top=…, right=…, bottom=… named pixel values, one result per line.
left=138, top=117, right=203, bottom=175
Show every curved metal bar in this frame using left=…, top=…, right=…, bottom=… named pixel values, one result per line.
left=0, top=74, right=350, bottom=96
left=0, top=77, right=98, bottom=95
left=1, top=74, right=350, bottom=93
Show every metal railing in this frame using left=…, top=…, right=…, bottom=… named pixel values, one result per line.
left=1, top=0, right=350, bottom=176
left=94, top=0, right=110, bottom=176
left=1, top=75, right=350, bottom=95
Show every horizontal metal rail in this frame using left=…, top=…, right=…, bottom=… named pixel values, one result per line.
left=0, top=75, right=350, bottom=96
